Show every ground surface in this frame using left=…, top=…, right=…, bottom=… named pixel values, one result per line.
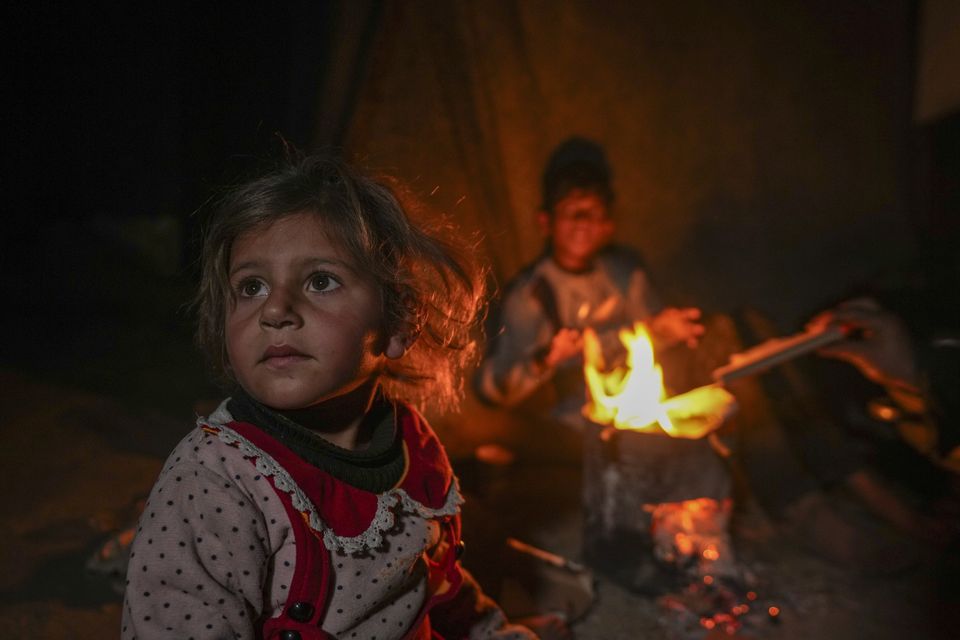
left=0, top=368, right=956, bottom=640
left=1, top=232, right=956, bottom=638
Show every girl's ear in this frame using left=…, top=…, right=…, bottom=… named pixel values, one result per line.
left=385, top=331, right=417, bottom=360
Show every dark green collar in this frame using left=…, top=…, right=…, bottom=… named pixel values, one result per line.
left=227, top=388, right=406, bottom=493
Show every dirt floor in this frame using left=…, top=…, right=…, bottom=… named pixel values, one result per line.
left=1, top=232, right=957, bottom=638
left=1, top=366, right=957, bottom=639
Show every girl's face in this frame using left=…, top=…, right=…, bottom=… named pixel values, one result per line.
left=225, top=212, right=402, bottom=410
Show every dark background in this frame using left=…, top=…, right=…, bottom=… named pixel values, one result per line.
left=2, top=2, right=959, bottom=638
left=5, top=0, right=958, bottom=416
left=6, top=2, right=342, bottom=413
left=0, top=0, right=960, bottom=456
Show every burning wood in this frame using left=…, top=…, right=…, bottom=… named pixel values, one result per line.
left=649, top=498, right=735, bottom=578
left=580, top=316, right=806, bottom=633
left=580, top=321, right=738, bottom=592
left=582, top=323, right=737, bottom=438
left=581, top=425, right=735, bottom=590
left=581, top=320, right=847, bottom=436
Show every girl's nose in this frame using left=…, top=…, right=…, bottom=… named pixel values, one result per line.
left=259, top=287, right=303, bottom=329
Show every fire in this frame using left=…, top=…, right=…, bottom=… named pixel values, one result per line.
left=582, top=322, right=735, bottom=438
left=649, top=498, right=736, bottom=576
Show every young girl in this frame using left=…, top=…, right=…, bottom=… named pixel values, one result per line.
left=122, top=155, right=539, bottom=639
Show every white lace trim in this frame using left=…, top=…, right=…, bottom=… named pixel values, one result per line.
left=199, top=403, right=463, bottom=555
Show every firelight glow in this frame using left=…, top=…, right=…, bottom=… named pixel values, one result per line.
left=582, top=322, right=735, bottom=438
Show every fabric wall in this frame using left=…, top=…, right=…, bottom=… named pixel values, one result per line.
left=341, top=0, right=917, bottom=329
left=915, top=0, right=960, bottom=123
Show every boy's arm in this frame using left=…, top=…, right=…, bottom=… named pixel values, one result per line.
left=122, top=460, right=270, bottom=640
left=475, top=284, right=560, bottom=407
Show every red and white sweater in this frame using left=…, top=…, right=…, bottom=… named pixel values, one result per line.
left=122, top=400, right=535, bottom=640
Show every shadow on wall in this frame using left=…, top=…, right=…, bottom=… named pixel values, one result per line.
left=3, top=215, right=218, bottom=418
left=654, top=189, right=919, bottom=331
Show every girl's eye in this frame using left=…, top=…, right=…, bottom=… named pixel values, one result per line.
left=307, top=273, right=342, bottom=293
left=238, top=279, right=268, bottom=298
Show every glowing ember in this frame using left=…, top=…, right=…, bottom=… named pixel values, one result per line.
left=649, top=498, right=736, bottom=577
left=582, top=322, right=735, bottom=438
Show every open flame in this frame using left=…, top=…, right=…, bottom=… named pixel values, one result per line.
left=582, top=322, right=735, bottom=438
left=581, top=323, right=749, bottom=625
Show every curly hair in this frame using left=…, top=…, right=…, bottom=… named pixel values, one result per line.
left=194, top=153, right=486, bottom=413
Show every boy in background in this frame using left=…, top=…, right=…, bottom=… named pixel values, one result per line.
left=476, top=139, right=934, bottom=575
left=475, top=137, right=703, bottom=430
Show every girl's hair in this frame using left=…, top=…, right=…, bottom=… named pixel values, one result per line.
left=195, top=153, right=486, bottom=413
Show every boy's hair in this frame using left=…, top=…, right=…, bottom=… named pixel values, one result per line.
left=195, top=153, right=486, bottom=412
left=540, top=136, right=615, bottom=213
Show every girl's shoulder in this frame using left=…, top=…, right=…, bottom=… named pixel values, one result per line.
left=395, top=402, right=452, bottom=473
left=392, top=402, right=462, bottom=510
left=154, top=400, right=265, bottom=493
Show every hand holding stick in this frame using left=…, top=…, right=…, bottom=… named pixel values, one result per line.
left=806, top=297, right=920, bottom=392
left=712, top=323, right=849, bottom=385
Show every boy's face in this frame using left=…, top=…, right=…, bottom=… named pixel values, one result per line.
left=225, top=212, right=400, bottom=410
left=539, top=188, right=614, bottom=271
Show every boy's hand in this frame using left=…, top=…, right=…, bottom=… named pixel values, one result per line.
left=648, top=307, right=705, bottom=348
left=542, top=328, right=584, bottom=369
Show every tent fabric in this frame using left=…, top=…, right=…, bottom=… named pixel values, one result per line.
left=340, top=0, right=917, bottom=328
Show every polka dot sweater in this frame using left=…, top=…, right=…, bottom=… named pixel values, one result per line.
left=122, top=400, right=536, bottom=640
